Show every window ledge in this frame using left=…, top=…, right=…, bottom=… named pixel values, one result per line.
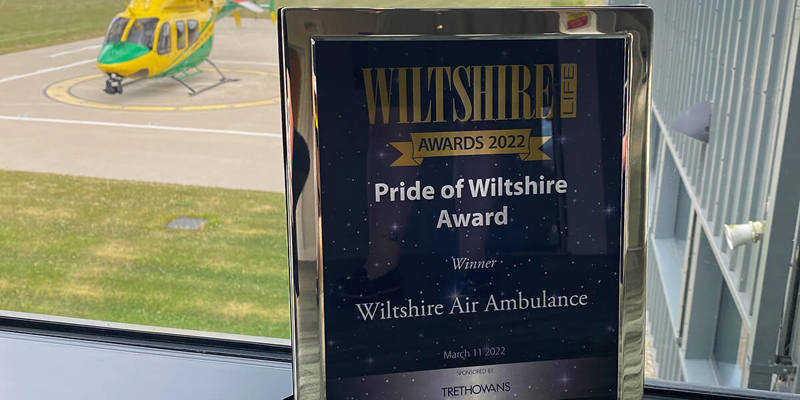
left=0, top=310, right=291, bottom=362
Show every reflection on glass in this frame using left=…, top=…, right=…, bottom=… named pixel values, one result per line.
left=105, top=16, right=129, bottom=44
left=187, top=19, right=199, bottom=46
left=176, top=20, right=186, bottom=50
left=126, top=18, right=159, bottom=50
left=157, top=22, right=171, bottom=55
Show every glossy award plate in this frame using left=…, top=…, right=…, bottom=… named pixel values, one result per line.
left=279, top=7, right=652, bottom=400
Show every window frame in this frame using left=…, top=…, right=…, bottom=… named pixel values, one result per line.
left=0, top=311, right=794, bottom=400
left=0, top=310, right=291, bottom=362
left=643, top=379, right=799, bottom=400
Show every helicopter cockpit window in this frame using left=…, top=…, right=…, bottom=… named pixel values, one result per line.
left=176, top=20, right=186, bottom=50
left=126, top=18, right=159, bottom=50
left=105, top=16, right=129, bottom=44
left=187, top=19, right=199, bottom=46
left=157, top=22, right=171, bottom=55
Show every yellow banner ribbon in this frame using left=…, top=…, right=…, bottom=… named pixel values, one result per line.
left=390, top=129, right=552, bottom=167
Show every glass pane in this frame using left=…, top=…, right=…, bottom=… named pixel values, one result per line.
left=126, top=18, right=159, bottom=50
left=176, top=20, right=186, bottom=50
left=632, top=0, right=800, bottom=396
left=105, top=16, right=129, bottom=44
left=187, top=19, right=199, bottom=46
left=157, top=22, right=171, bottom=55
left=3, top=1, right=800, bottom=398
left=0, top=1, right=287, bottom=339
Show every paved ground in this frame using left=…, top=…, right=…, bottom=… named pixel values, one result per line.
left=0, top=18, right=284, bottom=192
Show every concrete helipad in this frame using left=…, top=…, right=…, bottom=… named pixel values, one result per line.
left=46, top=69, right=280, bottom=112
left=0, top=18, right=284, bottom=192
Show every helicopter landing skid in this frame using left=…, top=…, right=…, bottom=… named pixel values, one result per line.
left=103, top=74, right=144, bottom=95
left=171, top=59, right=238, bottom=96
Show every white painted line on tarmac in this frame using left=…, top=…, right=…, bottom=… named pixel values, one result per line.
left=0, top=59, right=95, bottom=84
left=50, top=45, right=102, bottom=58
left=0, top=115, right=282, bottom=138
left=216, top=59, right=278, bottom=66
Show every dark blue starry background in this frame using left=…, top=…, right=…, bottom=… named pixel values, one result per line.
left=314, top=38, right=626, bottom=395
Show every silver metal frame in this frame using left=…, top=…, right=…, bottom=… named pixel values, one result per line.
left=279, top=7, right=652, bottom=399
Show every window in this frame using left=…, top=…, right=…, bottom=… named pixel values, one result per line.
left=126, top=18, right=159, bottom=50
left=157, top=22, right=171, bottom=55
left=176, top=20, right=186, bottom=50
left=3, top=0, right=800, bottom=398
left=0, top=0, right=288, bottom=342
left=187, top=19, right=199, bottom=46
left=105, top=16, right=129, bottom=44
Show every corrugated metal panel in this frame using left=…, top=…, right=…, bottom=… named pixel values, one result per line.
left=647, top=242, right=685, bottom=381
left=615, top=0, right=800, bottom=388
left=647, top=0, right=796, bottom=314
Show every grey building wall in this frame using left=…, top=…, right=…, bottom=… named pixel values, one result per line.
left=614, top=0, right=800, bottom=391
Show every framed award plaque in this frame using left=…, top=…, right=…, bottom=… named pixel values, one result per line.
left=279, top=7, right=652, bottom=400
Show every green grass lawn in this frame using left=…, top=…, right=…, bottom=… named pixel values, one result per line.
left=0, top=0, right=601, bottom=54
left=0, top=170, right=290, bottom=338
left=0, top=0, right=127, bottom=54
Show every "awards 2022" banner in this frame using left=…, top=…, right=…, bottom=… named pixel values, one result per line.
left=314, top=37, right=626, bottom=399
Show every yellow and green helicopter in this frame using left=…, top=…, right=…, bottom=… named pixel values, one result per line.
left=98, top=0, right=274, bottom=95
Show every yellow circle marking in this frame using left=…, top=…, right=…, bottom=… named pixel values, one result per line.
left=45, top=70, right=280, bottom=112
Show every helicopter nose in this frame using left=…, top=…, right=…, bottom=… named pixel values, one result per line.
left=97, top=42, right=150, bottom=65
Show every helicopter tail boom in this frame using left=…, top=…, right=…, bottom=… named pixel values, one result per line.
left=216, top=0, right=266, bottom=20
left=231, top=0, right=264, bottom=13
